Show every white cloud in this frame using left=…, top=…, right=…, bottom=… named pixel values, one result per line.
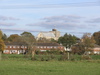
left=86, top=17, right=100, bottom=23
left=0, top=22, right=16, bottom=26
left=27, top=15, right=84, bottom=30
left=0, top=15, right=20, bottom=21
left=42, top=15, right=82, bottom=22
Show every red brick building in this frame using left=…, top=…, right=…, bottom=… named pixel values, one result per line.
left=3, top=42, right=27, bottom=54
left=3, top=42, right=65, bottom=54
left=91, top=44, right=100, bottom=54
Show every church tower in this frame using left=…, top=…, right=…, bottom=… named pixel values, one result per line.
left=50, top=29, right=60, bottom=40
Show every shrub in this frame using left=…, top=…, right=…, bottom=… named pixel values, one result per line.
left=81, top=55, right=91, bottom=60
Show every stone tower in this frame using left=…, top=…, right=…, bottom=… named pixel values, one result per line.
left=50, top=29, right=60, bottom=40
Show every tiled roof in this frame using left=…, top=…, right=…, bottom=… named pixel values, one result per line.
left=41, top=32, right=55, bottom=37
left=36, top=43, right=61, bottom=46
left=5, top=42, right=27, bottom=46
left=5, top=42, right=62, bottom=46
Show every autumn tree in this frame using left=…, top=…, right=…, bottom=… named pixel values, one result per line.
left=81, top=33, right=95, bottom=54
left=93, top=31, right=100, bottom=45
left=72, top=33, right=96, bottom=55
left=0, top=30, right=5, bottom=60
left=7, top=34, right=20, bottom=42
left=20, top=31, right=36, bottom=59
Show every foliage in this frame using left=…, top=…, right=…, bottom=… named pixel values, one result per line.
left=50, top=38, right=57, bottom=43
left=81, top=55, right=91, bottom=60
left=20, top=31, right=36, bottom=59
left=72, top=43, right=85, bottom=55
left=37, top=37, right=57, bottom=43
left=0, top=39, right=5, bottom=51
left=2, top=54, right=100, bottom=61
left=81, top=33, right=96, bottom=54
left=93, top=31, right=100, bottom=45
left=2, top=33, right=7, bottom=41
left=58, top=33, right=78, bottom=48
left=37, top=37, right=49, bottom=42
left=21, top=31, right=36, bottom=43
left=0, top=30, right=3, bottom=39
left=0, top=30, right=5, bottom=51
left=72, top=33, right=96, bottom=55
left=7, top=34, right=20, bottom=42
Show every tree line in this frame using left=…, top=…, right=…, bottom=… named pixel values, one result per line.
left=0, top=30, right=100, bottom=60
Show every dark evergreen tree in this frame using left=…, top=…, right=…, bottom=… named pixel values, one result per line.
left=58, top=33, right=78, bottom=48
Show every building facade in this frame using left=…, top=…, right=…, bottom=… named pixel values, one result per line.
left=3, top=42, right=65, bottom=54
left=91, top=45, right=100, bottom=54
left=36, top=29, right=60, bottom=40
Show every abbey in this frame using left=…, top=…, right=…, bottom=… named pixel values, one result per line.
left=36, top=29, right=60, bottom=40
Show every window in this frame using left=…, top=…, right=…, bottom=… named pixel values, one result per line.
left=25, top=46, right=27, bottom=48
left=40, top=46, right=43, bottom=48
left=47, top=46, right=50, bottom=48
left=44, top=46, right=46, bottom=48
left=37, top=46, right=39, bottom=48
left=50, top=46, right=53, bottom=48
left=13, top=46, right=16, bottom=48
left=21, top=46, right=24, bottom=48
left=17, top=46, right=20, bottom=48
left=10, top=46, right=12, bottom=48
left=19, top=50, right=22, bottom=52
left=54, top=46, right=57, bottom=48
left=11, top=50, right=17, bottom=53
left=4, top=50, right=9, bottom=53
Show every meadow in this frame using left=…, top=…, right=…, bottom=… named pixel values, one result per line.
left=0, top=54, right=100, bottom=75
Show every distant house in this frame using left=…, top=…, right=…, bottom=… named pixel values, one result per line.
left=3, top=42, right=27, bottom=54
left=36, top=29, right=60, bottom=40
left=3, top=42, right=65, bottom=54
left=92, top=44, right=100, bottom=54
left=36, top=43, right=64, bottom=51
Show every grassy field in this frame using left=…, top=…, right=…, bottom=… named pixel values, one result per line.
left=0, top=60, right=100, bottom=75
left=2, top=54, right=100, bottom=61
left=0, top=54, right=100, bottom=75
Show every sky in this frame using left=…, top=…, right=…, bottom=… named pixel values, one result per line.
left=0, top=0, right=100, bottom=38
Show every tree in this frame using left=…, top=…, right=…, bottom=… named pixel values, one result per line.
left=72, top=43, right=85, bottom=55
left=0, top=30, right=3, bottom=39
left=2, top=33, right=7, bottom=42
left=73, top=33, right=95, bottom=55
left=7, top=34, right=20, bottom=42
left=37, top=37, right=49, bottom=43
left=37, top=37, right=57, bottom=43
left=0, top=39, right=5, bottom=51
left=0, top=30, right=5, bottom=60
left=82, top=33, right=95, bottom=54
left=21, top=31, right=36, bottom=59
left=58, top=33, right=78, bottom=60
left=93, top=31, right=100, bottom=45
left=58, top=33, right=77, bottom=48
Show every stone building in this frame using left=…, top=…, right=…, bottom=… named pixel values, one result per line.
left=36, top=29, right=60, bottom=40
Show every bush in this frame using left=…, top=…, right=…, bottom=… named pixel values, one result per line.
left=81, top=55, right=91, bottom=60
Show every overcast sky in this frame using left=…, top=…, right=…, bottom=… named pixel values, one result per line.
left=0, top=0, right=100, bottom=38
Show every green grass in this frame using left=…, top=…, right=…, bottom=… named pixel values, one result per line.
left=0, top=60, right=100, bottom=75
left=2, top=54, right=100, bottom=61
left=0, top=54, right=100, bottom=75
